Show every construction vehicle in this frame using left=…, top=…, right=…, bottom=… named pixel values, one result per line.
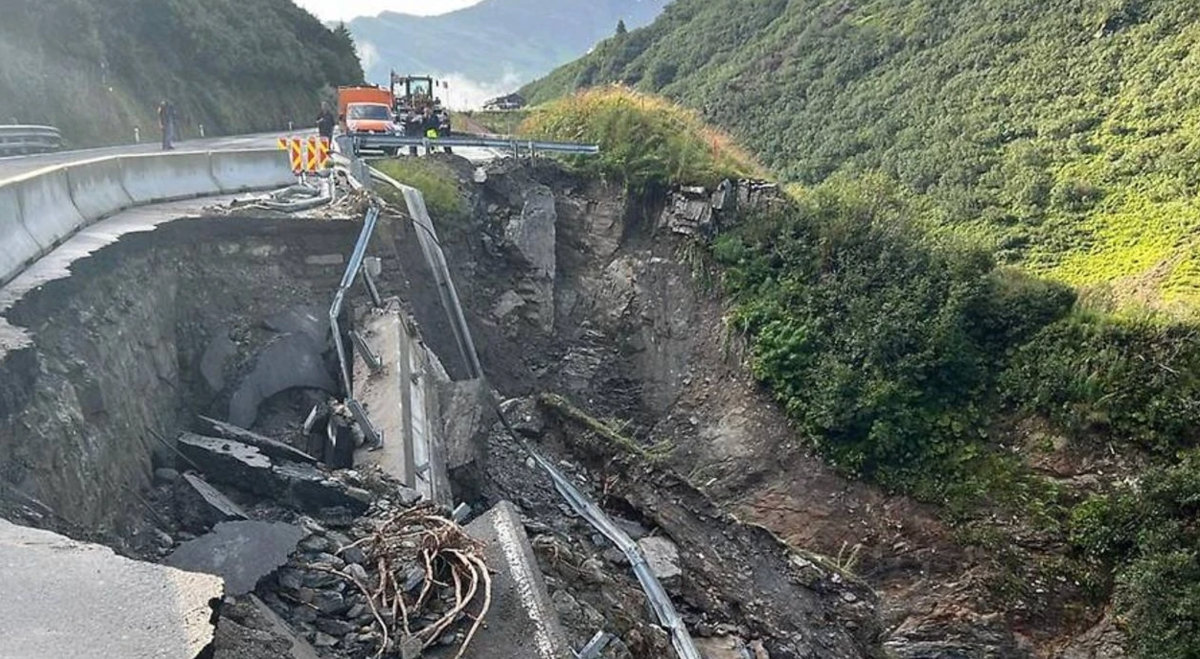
left=390, top=72, right=452, bottom=154
left=337, top=85, right=402, bottom=155
left=336, top=86, right=399, bottom=135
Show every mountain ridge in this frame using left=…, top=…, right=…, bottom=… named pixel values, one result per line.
left=347, top=0, right=666, bottom=104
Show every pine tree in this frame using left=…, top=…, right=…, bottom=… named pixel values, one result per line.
left=616, top=19, right=627, bottom=35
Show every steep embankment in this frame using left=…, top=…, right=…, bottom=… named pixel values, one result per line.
left=515, top=79, right=1200, bottom=657
left=347, top=0, right=666, bottom=98
left=524, top=0, right=1200, bottom=313
left=0, top=0, right=362, bottom=147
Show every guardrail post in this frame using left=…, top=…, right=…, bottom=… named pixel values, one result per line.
left=134, top=127, right=140, bottom=143
left=199, top=124, right=205, bottom=138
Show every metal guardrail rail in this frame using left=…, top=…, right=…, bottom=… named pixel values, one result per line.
left=0, top=125, right=62, bottom=155
left=353, top=134, right=599, bottom=158
left=329, top=204, right=381, bottom=399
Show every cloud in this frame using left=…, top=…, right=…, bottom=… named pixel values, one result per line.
left=435, top=70, right=525, bottom=110
left=295, top=0, right=482, bottom=22
left=356, top=40, right=380, bottom=72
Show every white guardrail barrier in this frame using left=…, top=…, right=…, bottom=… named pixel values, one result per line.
left=0, top=149, right=295, bottom=286
left=0, top=126, right=63, bottom=156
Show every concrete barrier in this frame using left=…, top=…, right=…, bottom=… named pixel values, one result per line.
left=210, top=149, right=295, bottom=193
left=0, top=184, right=41, bottom=284
left=119, top=152, right=220, bottom=204
left=1, top=149, right=294, bottom=286
left=13, top=167, right=85, bottom=254
left=65, top=158, right=133, bottom=222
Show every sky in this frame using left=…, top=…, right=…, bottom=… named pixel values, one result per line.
left=294, top=0, right=483, bottom=22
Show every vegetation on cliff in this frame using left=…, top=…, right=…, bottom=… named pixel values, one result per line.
left=530, top=82, right=1200, bottom=656
left=524, top=0, right=1200, bottom=314
left=0, top=0, right=362, bottom=147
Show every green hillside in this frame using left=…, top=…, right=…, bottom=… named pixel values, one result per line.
left=0, top=0, right=362, bottom=147
left=520, top=2, right=1200, bottom=654
left=524, top=0, right=1200, bottom=314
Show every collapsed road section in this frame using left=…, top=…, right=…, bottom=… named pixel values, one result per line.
left=0, top=145, right=886, bottom=657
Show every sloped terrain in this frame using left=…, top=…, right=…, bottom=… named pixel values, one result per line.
left=524, top=0, right=1200, bottom=311
left=348, top=0, right=666, bottom=95
left=0, top=0, right=362, bottom=147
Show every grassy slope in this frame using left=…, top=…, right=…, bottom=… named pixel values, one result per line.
left=523, top=0, right=1200, bottom=313
left=0, top=0, right=362, bottom=147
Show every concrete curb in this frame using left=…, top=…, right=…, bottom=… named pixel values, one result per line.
left=13, top=167, right=85, bottom=253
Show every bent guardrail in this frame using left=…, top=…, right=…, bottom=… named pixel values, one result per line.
left=0, top=125, right=62, bottom=156
left=352, top=134, right=599, bottom=158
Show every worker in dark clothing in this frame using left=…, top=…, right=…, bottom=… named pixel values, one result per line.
left=316, top=102, right=335, bottom=142
left=157, top=100, right=178, bottom=150
left=421, top=107, right=452, bottom=154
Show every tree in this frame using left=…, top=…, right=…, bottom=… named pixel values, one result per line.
left=616, top=19, right=627, bottom=35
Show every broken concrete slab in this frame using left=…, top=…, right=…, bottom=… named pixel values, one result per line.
left=353, top=300, right=452, bottom=506
left=0, top=518, right=223, bottom=658
left=440, top=500, right=571, bottom=659
left=198, top=415, right=318, bottom=464
left=178, top=432, right=276, bottom=496
left=179, top=472, right=250, bottom=526
left=178, top=431, right=369, bottom=515
left=273, top=460, right=371, bottom=515
left=166, top=521, right=305, bottom=596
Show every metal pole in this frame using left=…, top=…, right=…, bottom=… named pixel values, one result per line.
left=329, top=205, right=381, bottom=398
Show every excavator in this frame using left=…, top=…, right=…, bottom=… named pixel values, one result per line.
left=390, top=72, right=452, bottom=154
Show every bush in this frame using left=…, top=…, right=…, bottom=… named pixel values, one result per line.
left=1070, top=452, right=1200, bottom=658
left=715, top=177, right=1071, bottom=485
left=518, top=86, right=761, bottom=192
left=1001, top=315, right=1200, bottom=454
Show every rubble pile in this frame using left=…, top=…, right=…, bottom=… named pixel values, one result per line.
left=265, top=501, right=493, bottom=658
left=136, top=419, right=496, bottom=658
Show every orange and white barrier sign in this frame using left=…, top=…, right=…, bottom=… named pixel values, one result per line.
left=277, top=136, right=330, bottom=173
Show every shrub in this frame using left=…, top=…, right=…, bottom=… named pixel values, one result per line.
left=1001, top=315, right=1200, bottom=454
left=1070, top=452, right=1200, bottom=659
left=715, top=177, right=1071, bottom=485
left=518, top=86, right=762, bottom=192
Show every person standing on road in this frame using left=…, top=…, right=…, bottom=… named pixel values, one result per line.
left=158, top=99, right=178, bottom=150
left=316, top=102, right=335, bottom=143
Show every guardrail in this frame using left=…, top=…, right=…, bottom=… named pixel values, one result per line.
left=352, top=134, right=600, bottom=158
left=0, top=125, right=62, bottom=156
